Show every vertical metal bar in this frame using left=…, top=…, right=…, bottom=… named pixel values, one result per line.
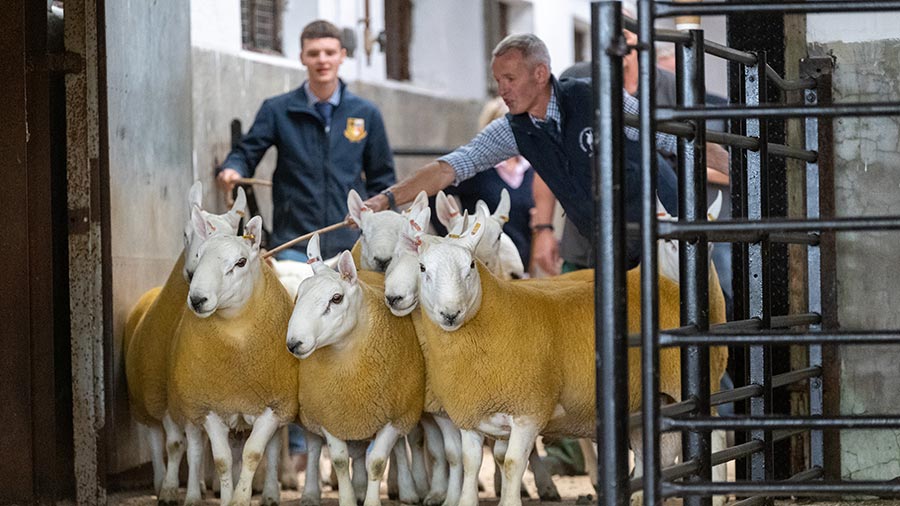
left=745, top=52, right=775, bottom=504
left=638, top=1, right=661, bottom=505
left=804, top=85, right=824, bottom=473
left=593, top=3, right=630, bottom=506
left=677, top=30, right=711, bottom=506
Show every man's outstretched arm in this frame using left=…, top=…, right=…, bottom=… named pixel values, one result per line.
left=362, top=160, right=457, bottom=212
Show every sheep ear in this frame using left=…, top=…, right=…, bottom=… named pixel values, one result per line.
left=306, top=234, right=328, bottom=273
left=338, top=250, right=358, bottom=284
left=460, top=207, right=487, bottom=252
left=243, top=216, right=263, bottom=253
left=192, top=206, right=211, bottom=240
left=435, top=191, right=460, bottom=228
left=412, top=191, right=429, bottom=212
left=494, top=188, right=511, bottom=223
left=707, top=190, right=723, bottom=221
left=447, top=210, right=468, bottom=238
left=188, top=180, right=203, bottom=210
left=226, top=187, right=248, bottom=229
left=347, top=189, right=368, bottom=226
left=402, top=207, right=430, bottom=255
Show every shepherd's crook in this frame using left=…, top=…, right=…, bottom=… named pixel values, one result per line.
left=262, top=220, right=353, bottom=259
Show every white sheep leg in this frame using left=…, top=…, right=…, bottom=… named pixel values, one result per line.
left=498, top=420, right=539, bottom=506
left=578, top=438, right=599, bottom=492
left=433, top=415, right=463, bottom=506
left=261, top=429, right=282, bottom=506
left=630, top=427, right=681, bottom=506
left=458, top=429, right=484, bottom=506
left=528, top=445, right=560, bottom=501
left=392, top=438, right=421, bottom=504
left=145, top=423, right=165, bottom=496
left=204, top=413, right=235, bottom=505
left=388, top=449, right=400, bottom=500
left=407, top=425, right=430, bottom=498
left=364, top=424, right=403, bottom=506
left=232, top=409, right=281, bottom=506
left=184, top=422, right=205, bottom=506
left=323, top=429, right=357, bottom=506
left=492, top=439, right=507, bottom=497
left=159, top=413, right=185, bottom=505
left=422, top=416, right=448, bottom=506
left=301, top=431, right=324, bottom=506
left=711, top=430, right=727, bottom=506
left=350, top=442, right=369, bottom=503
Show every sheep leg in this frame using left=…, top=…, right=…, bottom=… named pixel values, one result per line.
left=407, top=425, right=430, bottom=498
left=204, top=413, right=235, bottom=505
left=388, top=449, right=400, bottom=500
left=323, top=429, right=357, bottom=506
left=433, top=415, right=462, bottom=506
left=498, top=420, right=539, bottom=506
left=261, top=429, right=282, bottom=506
left=184, top=422, right=206, bottom=506
left=232, top=408, right=281, bottom=506
left=392, top=438, right=421, bottom=504
left=280, top=426, right=300, bottom=490
left=528, top=445, right=560, bottom=501
left=364, top=424, right=403, bottom=506
left=159, top=414, right=185, bottom=505
left=301, top=431, right=324, bottom=506
left=492, top=439, right=507, bottom=498
left=350, top=441, right=369, bottom=503
left=458, top=429, right=484, bottom=506
left=578, top=438, right=599, bottom=492
left=145, top=423, right=165, bottom=496
left=711, top=430, right=727, bottom=506
left=421, top=416, right=448, bottom=506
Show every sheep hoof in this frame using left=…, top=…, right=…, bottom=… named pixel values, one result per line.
left=538, top=488, right=562, bottom=502
left=300, top=495, right=322, bottom=506
left=261, top=497, right=280, bottom=506
left=399, top=492, right=421, bottom=505
left=423, top=493, right=446, bottom=506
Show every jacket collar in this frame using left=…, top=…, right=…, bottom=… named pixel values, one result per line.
left=287, top=79, right=348, bottom=113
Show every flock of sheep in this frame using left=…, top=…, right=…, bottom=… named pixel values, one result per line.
left=123, top=182, right=729, bottom=506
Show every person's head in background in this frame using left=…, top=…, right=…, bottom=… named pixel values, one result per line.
left=656, top=43, right=676, bottom=73
left=300, top=20, right=346, bottom=95
left=491, top=34, right=552, bottom=116
left=478, top=96, right=509, bottom=130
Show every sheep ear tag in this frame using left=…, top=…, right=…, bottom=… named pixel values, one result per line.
left=471, top=222, right=482, bottom=236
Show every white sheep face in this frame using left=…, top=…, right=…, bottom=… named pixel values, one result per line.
left=187, top=215, right=262, bottom=318
left=347, top=189, right=430, bottom=272
left=287, top=241, right=363, bottom=359
left=383, top=207, right=437, bottom=316
left=182, top=183, right=247, bottom=281
left=417, top=209, right=487, bottom=331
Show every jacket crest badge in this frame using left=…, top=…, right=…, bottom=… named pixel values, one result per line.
left=343, top=118, right=368, bottom=142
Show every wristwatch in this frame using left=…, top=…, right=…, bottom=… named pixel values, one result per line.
left=380, top=188, right=398, bottom=211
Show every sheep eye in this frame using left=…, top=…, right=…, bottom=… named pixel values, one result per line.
left=235, top=257, right=247, bottom=268
left=419, top=263, right=426, bottom=273
left=331, top=293, right=344, bottom=304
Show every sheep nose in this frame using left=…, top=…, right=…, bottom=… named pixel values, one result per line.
left=385, top=294, right=403, bottom=307
left=189, top=295, right=207, bottom=312
left=287, top=340, right=303, bottom=354
left=440, top=310, right=460, bottom=325
left=373, top=256, right=392, bottom=272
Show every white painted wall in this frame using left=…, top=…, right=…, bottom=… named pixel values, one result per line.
left=808, top=12, right=900, bottom=43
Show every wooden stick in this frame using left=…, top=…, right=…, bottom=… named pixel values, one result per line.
left=235, top=178, right=273, bottom=187
left=262, top=220, right=353, bottom=259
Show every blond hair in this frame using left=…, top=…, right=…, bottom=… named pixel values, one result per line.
left=478, top=97, right=510, bottom=130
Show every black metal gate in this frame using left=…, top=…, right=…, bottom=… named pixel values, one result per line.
left=591, top=2, right=900, bottom=506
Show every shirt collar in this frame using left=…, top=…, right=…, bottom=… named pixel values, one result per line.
left=303, top=81, right=341, bottom=108
left=530, top=84, right=560, bottom=127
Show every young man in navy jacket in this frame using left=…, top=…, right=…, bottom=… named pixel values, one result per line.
left=218, top=20, right=395, bottom=260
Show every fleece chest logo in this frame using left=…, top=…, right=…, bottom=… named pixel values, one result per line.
left=579, top=127, right=594, bottom=155
left=343, top=118, right=368, bottom=142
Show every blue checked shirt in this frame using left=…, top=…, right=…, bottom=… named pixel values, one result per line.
left=440, top=86, right=677, bottom=184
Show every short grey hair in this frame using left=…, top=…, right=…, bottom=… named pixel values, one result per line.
left=492, top=33, right=552, bottom=73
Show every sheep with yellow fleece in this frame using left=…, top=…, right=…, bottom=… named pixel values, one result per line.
left=286, top=234, right=425, bottom=506
left=168, top=215, right=298, bottom=506
left=412, top=208, right=727, bottom=506
left=124, top=182, right=246, bottom=504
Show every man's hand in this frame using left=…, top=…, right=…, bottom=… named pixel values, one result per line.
left=217, top=168, right=242, bottom=205
left=361, top=193, right=390, bottom=213
left=706, top=143, right=730, bottom=177
left=531, top=229, right=561, bottom=276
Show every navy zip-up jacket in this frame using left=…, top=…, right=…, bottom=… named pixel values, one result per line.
left=222, top=80, right=395, bottom=258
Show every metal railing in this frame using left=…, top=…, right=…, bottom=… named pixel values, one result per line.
left=591, top=2, right=900, bottom=506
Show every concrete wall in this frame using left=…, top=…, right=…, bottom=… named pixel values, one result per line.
left=806, top=12, right=900, bottom=480
left=106, top=0, right=194, bottom=474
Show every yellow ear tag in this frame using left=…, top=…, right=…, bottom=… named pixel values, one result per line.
left=500, top=215, right=509, bottom=223
left=447, top=234, right=461, bottom=239
left=242, top=233, right=255, bottom=241
left=235, top=209, right=246, bottom=217
left=471, top=223, right=482, bottom=235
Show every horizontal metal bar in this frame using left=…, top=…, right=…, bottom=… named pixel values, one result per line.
left=664, top=479, right=900, bottom=498
left=657, top=1, right=900, bottom=17
left=729, top=468, right=826, bottom=506
left=658, top=102, right=900, bottom=121
left=631, top=460, right=700, bottom=494
left=392, top=148, right=454, bottom=157
left=772, top=366, right=822, bottom=388
left=659, top=216, right=900, bottom=237
left=650, top=313, right=821, bottom=340
left=630, top=398, right=698, bottom=429
left=766, top=64, right=818, bottom=92
left=626, top=115, right=818, bottom=162
left=661, top=331, right=900, bottom=346
left=710, top=384, right=763, bottom=406
left=662, top=416, right=900, bottom=431
left=624, top=15, right=759, bottom=66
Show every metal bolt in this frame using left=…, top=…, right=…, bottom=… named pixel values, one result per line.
left=806, top=91, right=816, bottom=103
